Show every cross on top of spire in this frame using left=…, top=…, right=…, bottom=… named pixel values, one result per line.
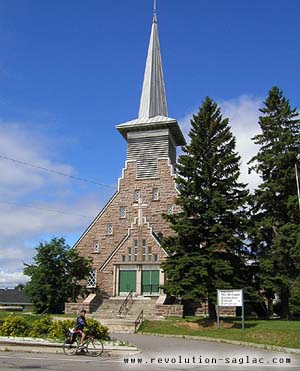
left=138, top=0, right=168, bottom=119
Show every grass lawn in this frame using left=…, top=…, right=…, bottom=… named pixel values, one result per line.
left=139, top=317, right=300, bottom=349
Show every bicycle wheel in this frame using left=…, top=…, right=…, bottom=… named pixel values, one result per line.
left=86, top=339, right=104, bottom=357
left=63, top=340, right=78, bottom=356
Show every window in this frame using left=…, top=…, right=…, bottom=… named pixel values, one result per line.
left=167, top=205, right=174, bottom=215
left=148, top=246, right=152, bottom=262
left=87, top=269, right=96, bottom=288
left=120, top=206, right=126, bottom=219
left=107, top=223, right=113, bottom=235
left=134, top=189, right=140, bottom=202
left=128, top=247, right=132, bottom=262
left=152, top=188, right=159, bottom=201
left=121, top=255, right=126, bottom=262
left=154, top=254, right=159, bottom=262
left=142, top=239, right=146, bottom=262
left=134, top=240, right=138, bottom=262
left=93, top=240, right=100, bottom=253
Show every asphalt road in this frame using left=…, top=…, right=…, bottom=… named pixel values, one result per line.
left=0, top=334, right=299, bottom=371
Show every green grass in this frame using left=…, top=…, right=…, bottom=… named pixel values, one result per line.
left=139, top=317, right=300, bottom=349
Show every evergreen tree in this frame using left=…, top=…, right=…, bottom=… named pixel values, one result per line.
left=162, top=97, right=250, bottom=319
left=24, top=237, right=91, bottom=313
left=249, top=86, right=300, bottom=319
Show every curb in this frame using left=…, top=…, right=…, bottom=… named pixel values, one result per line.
left=139, top=332, right=300, bottom=355
left=0, top=337, right=138, bottom=355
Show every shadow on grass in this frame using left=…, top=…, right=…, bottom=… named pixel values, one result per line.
left=192, top=317, right=258, bottom=329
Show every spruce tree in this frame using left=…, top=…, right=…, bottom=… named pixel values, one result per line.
left=249, top=87, right=300, bottom=319
left=162, top=97, right=250, bottom=319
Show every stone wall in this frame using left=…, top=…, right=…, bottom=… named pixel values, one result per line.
left=219, top=306, right=236, bottom=316
left=75, top=159, right=179, bottom=296
left=155, top=304, right=183, bottom=317
left=65, top=293, right=102, bottom=314
left=65, top=301, right=83, bottom=315
left=195, top=303, right=236, bottom=317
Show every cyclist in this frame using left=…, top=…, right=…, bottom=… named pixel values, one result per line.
left=74, top=309, right=87, bottom=346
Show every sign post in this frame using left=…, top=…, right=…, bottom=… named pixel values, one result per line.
left=217, top=289, right=244, bottom=331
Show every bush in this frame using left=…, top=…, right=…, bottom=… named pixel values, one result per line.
left=29, top=316, right=53, bottom=338
left=86, top=318, right=109, bottom=340
left=0, top=315, right=110, bottom=341
left=48, top=319, right=75, bottom=340
left=0, top=316, right=30, bottom=337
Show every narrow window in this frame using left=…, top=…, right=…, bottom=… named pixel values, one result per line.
left=107, top=223, right=113, bottom=235
left=154, top=254, right=159, bottom=262
left=134, top=239, right=138, bottom=262
left=87, top=269, right=96, bottom=288
left=142, top=239, right=146, bottom=262
left=152, top=188, right=159, bottom=201
left=134, top=189, right=140, bottom=202
left=128, top=247, right=132, bottom=262
left=120, top=206, right=126, bottom=219
left=121, top=255, right=126, bottom=262
left=167, top=205, right=174, bottom=215
left=93, top=240, right=100, bottom=253
left=148, top=246, right=152, bottom=262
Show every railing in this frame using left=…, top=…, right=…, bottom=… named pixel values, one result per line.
left=134, top=309, right=144, bottom=333
left=118, top=290, right=133, bottom=317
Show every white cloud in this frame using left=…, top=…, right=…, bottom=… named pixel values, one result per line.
left=178, top=95, right=262, bottom=191
left=0, top=270, right=28, bottom=288
left=221, top=96, right=262, bottom=191
left=0, top=121, right=110, bottom=288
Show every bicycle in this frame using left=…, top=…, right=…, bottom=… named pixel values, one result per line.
left=63, top=329, right=104, bottom=357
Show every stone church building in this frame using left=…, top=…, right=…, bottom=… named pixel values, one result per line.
left=74, top=7, right=185, bottom=301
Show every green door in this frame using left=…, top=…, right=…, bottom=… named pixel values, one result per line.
left=119, top=270, right=136, bottom=294
left=142, top=270, right=159, bottom=294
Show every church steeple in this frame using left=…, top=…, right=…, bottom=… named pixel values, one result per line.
left=116, top=1, right=186, bottom=179
left=138, top=0, right=168, bottom=119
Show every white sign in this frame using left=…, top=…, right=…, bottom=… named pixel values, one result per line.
left=217, top=289, right=243, bottom=307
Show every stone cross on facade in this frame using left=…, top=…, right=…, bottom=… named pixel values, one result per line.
left=133, top=197, right=148, bottom=226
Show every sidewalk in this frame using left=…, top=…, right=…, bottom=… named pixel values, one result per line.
left=0, top=336, right=139, bottom=356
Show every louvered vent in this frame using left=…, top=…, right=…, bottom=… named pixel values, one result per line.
left=137, top=158, right=158, bottom=178
left=126, top=129, right=176, bottom=178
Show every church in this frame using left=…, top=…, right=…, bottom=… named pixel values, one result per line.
left=74, top=5, right=185, bottom=301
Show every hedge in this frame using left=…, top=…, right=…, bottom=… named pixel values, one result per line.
left=0, top=315, right=109, bottom=340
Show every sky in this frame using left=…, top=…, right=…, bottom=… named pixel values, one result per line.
left=0, top=0, right=299, bottom=288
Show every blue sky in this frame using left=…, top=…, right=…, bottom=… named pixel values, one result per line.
left=0, top=0, right=299, bottom=287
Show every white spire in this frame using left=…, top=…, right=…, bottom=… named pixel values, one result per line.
left=138, top=1, right=168, bottom=119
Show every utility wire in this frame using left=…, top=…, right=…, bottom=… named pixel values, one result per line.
left=0, top=200, right=94, bottom=220
left=0, top=154, right=116, bottom=190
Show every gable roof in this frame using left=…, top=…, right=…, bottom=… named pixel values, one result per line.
left=0, top=289, right=31, bottom=305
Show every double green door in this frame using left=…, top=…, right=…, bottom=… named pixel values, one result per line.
left=119, top=271, right=136, bottom=294
left=142, top=270, right=159, bottom=294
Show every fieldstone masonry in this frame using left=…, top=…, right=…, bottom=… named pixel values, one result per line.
left=74, top=158, right=179, bottom=297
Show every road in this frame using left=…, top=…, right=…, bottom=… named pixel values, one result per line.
left=0, top=334, right=299, bottom=370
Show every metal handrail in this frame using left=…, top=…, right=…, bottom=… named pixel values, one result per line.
left=118, top=290, right=133, bottom=317
left=134, top=309, right=144, bottom=333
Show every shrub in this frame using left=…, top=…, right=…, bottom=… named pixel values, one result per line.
left=0, top=316, right=29, bottom=337
left=29, top=316, right=53, bottom=338
left=48, top=319, right=75, bottom=340
left=86, top=318, right=109, bottom=340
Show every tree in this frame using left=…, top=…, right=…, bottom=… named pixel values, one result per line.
left=249, top=86, right=300, bottom=319
left=24, top=237, right=91, bottom=313
left=162, top=97, right=250, bottom=319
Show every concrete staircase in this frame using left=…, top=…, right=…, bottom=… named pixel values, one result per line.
left=90, top=296, right=162, bottom=333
